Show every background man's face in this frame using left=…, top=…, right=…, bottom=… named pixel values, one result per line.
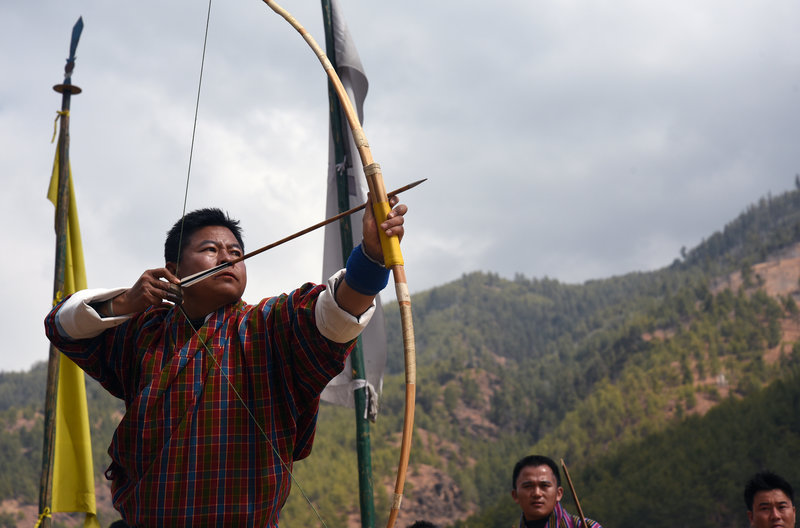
left=748, top=489, right=796, bottom=528
left=511, top=464, right=564, bottom=521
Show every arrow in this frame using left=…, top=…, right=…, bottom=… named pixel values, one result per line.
left=180, top=178, right=425, bottom=288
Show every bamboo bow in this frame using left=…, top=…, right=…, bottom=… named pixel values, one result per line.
left=261, top=2, right=417, bottom=526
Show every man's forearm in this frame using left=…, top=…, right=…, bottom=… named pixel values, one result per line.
left=316, top=270, right=375, bottom=343
left=52, top=287, right=130, bottom=340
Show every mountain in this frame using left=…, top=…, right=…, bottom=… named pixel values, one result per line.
left=1, top=185, right=799, bottom=528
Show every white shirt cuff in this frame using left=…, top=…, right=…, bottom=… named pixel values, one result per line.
left=55, top=288, right=132, bottom=340
left=315, top=269, right=375, bottom=344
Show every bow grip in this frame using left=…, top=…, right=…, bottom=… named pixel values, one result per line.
left=365, top=163, right=404, bottom=268
left=371, top=200, right=404, bottom=267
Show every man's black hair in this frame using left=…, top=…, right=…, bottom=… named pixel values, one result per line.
left=512, top=455, right=561, bottom=490
left=744, top=471, right=795, bottom=511
left=164, top=208, right=244, bottom=264
left=407, top=522, right=438, bottom=528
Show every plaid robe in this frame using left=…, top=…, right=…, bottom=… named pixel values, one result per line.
left=517, top=502, right=603, bottom=528
left=45, top=282, right=353, bottom=527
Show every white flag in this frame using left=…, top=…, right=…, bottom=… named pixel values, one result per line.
left=320, top=0, right=387, bottom=418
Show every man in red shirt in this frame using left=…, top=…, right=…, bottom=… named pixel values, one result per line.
left=45, top=198, right=406, bottom=527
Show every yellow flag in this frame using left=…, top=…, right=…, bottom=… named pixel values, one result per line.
left=47, top=148, right=101, bottom=528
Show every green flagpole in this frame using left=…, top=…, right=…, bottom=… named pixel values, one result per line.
left=320, top=2, right=376, bottom=526
left=40, top=17, right=84, bottom=528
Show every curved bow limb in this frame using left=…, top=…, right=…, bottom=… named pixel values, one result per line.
left=261, top=2, right=417, bottom=526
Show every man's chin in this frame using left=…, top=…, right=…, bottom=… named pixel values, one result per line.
left=182, top=290, right=242, bottom=315
left=208, top=284, right=244, bottom=302
left=524, top=508, right=549, bottom=520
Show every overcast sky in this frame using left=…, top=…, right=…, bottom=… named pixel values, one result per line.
left=2, top=0, right=799, bottom=372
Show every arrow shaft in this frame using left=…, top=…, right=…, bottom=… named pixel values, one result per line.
left=180, top=178, right=424, bottom=288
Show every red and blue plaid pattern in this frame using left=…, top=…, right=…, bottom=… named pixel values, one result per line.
left=46, top=282, right=353, bottom=527
left=517, top=502, right=603, bottom=528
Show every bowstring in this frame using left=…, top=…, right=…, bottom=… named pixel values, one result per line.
left=174, top=0, right=213, bottom=274
left=176, top=2, right=328, bottom=525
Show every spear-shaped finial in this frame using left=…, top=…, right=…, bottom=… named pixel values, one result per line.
left=53, top=17, right=84, bottom=95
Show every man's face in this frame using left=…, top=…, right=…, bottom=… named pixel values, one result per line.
left=172, top=225, right=247, bottom=314
left=511, top=464, right=564, bottom=521
left=748, top=489, right=796, bottom=528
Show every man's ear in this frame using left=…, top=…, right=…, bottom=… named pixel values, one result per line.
left=556, top=486, right=564, bottom=502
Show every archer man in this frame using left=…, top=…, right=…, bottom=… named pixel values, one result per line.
left=511, top=455, right=603, bottom=528
left=45, top=198, right=406, bottom=527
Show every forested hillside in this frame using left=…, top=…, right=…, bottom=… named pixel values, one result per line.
left=1, top=185, right=799, bottom=527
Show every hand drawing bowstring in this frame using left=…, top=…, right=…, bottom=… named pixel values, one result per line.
left=173, top=1, right=417, bottom=527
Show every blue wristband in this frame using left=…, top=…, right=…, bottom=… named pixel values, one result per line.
left=345, top=244, right=390, bottom=296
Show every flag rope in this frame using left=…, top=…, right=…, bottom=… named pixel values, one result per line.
left=34, top=507, right=52, bottom=528
left=51, top=111, right=68, bottom=143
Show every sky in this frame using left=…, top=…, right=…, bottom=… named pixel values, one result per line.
left=2, top=0, right=800, bottom=372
